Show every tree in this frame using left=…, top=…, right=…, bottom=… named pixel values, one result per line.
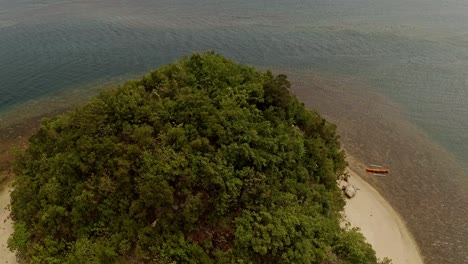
left=9, top=52, right=380, bottom=263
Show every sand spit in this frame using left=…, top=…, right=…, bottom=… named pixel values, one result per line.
left=343, top=169, right=424, bottom=264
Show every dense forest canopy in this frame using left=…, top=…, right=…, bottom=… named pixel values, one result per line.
left=9, top=52, right=382, bottom=263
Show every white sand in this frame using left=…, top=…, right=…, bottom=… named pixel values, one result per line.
left=0, top=187, right=16, bottom=264
left=343, top=170, right=424, bottom=264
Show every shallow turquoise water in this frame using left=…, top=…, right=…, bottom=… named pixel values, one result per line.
left=1, top=0, right=468, bottom=262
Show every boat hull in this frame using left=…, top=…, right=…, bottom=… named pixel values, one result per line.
left=366, top=168, right=390, bottom=173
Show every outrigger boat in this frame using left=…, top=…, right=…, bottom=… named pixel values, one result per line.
left=366, top=168, right=390, bottom=173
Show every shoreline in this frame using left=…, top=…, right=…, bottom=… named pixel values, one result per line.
left=288, top=71, right=468, bottom=264
left=0, top=186, right=15, bottom=263
left=0, top=109, right=427, bottom=264
left=342, top=168, right=424, bottom=264
left=0, top=163, right=427, bottom=264
left=0, top=96, right=425, bottom=264
left=1, top=69, right=468, bottom=263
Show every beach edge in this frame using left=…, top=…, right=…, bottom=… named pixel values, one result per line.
left=342, top=168, right=425, bottom=264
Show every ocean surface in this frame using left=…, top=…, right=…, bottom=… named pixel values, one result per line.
left=1, top=0, right=467, bottom=263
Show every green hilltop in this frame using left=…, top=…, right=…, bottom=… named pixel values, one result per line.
left=9, top=52, right=382, bottom=263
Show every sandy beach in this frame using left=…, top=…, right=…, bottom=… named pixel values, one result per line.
left=342, top=169, right=424, bottom=264
left=0, top=186, right=16, bottom=264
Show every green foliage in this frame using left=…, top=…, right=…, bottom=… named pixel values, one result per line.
left=378, top=257, right=393, bottom=264
left=9, top=52, right=380, bottom=263
left=333, top=228, right=377, bottom=264
left=8, top=222, right=30, bottom=252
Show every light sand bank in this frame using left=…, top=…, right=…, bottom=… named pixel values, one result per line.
left=343, top=169, right=424, bottom=264
left=0, top=186, right=16, bottom=263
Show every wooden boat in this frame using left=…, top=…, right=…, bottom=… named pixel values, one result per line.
left=366, top=168, right=390, bottom=173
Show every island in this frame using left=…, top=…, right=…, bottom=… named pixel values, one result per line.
left=6, top=52, right=395, bottom=263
